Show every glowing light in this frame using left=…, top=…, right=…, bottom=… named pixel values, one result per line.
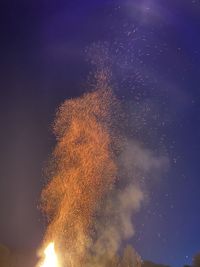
left=40, top=86, right=119, bottom=266
left=40, top=242, right=60, bottom=267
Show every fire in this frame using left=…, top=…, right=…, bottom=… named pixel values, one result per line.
left=39, top=242, right=60, bottom=267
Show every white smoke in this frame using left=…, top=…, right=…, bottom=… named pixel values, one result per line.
left=88, top=139, right=169, bottom=262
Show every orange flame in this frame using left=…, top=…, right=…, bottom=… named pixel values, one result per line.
left=39, top=242, right=60, bottom=267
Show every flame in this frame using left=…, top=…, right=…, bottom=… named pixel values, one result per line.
left=40, top=242, right=60, bottom=267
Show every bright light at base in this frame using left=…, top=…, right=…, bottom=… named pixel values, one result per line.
left=40, top=242, right=60, bottom=267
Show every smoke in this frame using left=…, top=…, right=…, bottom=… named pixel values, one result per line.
left=38, top=55, right=168, bottom=267
left=90, top=185, right=144, bottom=258
left=87, top=140, right=168, bottom=266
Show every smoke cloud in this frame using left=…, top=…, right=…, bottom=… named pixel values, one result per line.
left=88, top=140, right=168, bottom=266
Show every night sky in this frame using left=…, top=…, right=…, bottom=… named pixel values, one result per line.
left=0, top=1, right=200, bottom=267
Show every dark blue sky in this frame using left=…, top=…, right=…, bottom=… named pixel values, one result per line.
left=0, top=1, right=200, bottom=267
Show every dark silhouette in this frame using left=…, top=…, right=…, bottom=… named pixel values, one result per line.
left=0, top=244, right=10, bottom=267
left=142, top=260, right=170, bottom=267
left=193, top=253, right=200, bottom=267
left=0, top=243, right=37, bottom=267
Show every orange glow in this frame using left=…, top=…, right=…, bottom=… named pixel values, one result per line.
left=40, top=79, right=121, bottom=266
left=39, top=242, right=60, bottom=267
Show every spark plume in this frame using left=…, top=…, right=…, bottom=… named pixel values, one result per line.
left=40, top=69, right=121, bottom=267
